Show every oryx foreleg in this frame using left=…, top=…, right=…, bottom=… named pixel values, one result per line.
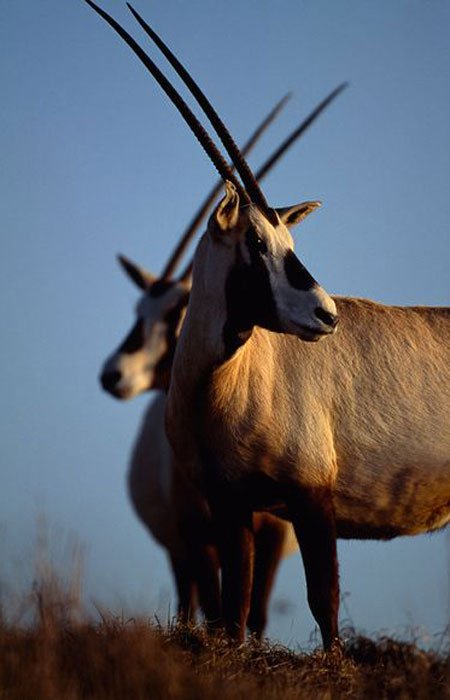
left=177, top=508, right=222, bottom=629
left=287, top=485, right=339, bottom=651
left=211, top=497, right=255, bottom=642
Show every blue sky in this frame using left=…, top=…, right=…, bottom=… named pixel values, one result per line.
left=1, top=0, right=449, bottom=646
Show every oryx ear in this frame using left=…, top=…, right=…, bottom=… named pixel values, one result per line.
left=213, top=180, right=241, bottom=233
left=276, top=200, right=322, bottom=228
left=117, top=254, right=156, bottom=291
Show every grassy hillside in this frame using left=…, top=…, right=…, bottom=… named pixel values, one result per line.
left=1, top=574, right=449, bottom=700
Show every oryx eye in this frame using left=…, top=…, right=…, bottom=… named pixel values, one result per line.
left=246, top=226, right=268, bottom=258
left=255, top=237, right=268, bottom=254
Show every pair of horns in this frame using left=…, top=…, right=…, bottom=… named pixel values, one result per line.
left=85, top=0, right=256, bottom=206
left=84, top=1, right=346, bottom=279
left=160, top=92, right=291, bottom=280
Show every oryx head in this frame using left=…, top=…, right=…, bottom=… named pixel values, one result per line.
left=202, top=182, right=338, bottom=350
left=87, top=1, right=343, bottom=359
left=100, top=256, right=190, bottom=399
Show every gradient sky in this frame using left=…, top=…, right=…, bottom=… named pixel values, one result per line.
left=1, top=0, right=449, bottom=647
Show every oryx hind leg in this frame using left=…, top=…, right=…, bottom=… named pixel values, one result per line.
left=286, top=485, right=339, bottom=651
left=169, top=553, right=197, bottom=622
left=191, top=543, right=222, bottom=630
left=247, top=513, right=287, bottom=639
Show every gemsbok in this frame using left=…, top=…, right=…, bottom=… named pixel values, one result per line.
left=85, top=2, right=450, bottom=651
left=100, top=89, right=345, bottom=634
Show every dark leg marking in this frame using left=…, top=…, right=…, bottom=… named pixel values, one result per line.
left=191, top=544, right=222, bottom=630
left=210, top=497, right=255, bottom=641
left=175, top=505, right=222, bottom=630
left=170, top=554, right=196, bottom=622
left=286, top=485, right=339, bottom=651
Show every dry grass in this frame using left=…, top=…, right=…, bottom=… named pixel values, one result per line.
left=1, top=570, right=449, bottom=700
left=1, top=531, right=449, bottom=700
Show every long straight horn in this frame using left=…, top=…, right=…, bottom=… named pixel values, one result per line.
left=83, top=0, right=249, bottom=204
left=255, top=83, right=348, bottom=182
left=178, top=258, right=194, bottom=284
left=127, top=3, right=272, bottom=215
left=161, top=93, right=291, bottom=280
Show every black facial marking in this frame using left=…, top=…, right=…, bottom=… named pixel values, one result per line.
left=284, top=250, right=316, bottom=291
left=150, top=279, right=175, bottom=298
left=118, top=318, right=145, bottom=354
left=153, top=291, right=190, bottom=389
left=222, top=226, right=281, bottom=358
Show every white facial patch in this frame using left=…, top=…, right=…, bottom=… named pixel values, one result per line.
left=102, top=281, right=191, bottom=399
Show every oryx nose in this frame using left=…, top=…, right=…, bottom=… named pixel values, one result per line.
left=100, top=369, right=122, bottom=392
left=314, top=307, right=339, bottom=330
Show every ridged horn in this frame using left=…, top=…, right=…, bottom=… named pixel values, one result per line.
left=83, top=0, right=249, bottom=203
left=127, top=3, right=272, bottom=216
left=160, top=93, right=291, bottom=280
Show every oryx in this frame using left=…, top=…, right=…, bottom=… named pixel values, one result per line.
left=84, top=0, right=337, bottom=645
left=100, top=89, right=345, bottom=633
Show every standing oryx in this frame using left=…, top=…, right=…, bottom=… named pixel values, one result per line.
left=100, top=89, right=345, bottom=634
left=86, top=2, right=450, bottom=652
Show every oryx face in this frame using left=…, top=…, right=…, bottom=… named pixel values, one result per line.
left=205, top=182, right=338, bottom=350
left=100, top=257, right=190, bottom=400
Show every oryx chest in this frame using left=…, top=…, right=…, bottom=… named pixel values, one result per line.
left=198, top=379, right=335, bottom=497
